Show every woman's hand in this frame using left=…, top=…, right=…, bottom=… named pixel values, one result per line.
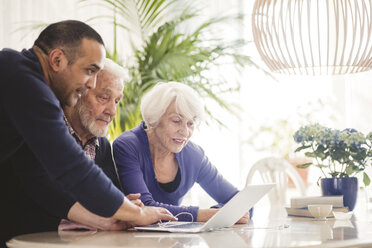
left=196, top=209, right=249, bottom=223
left=235, top=212, right=250, bottom=224
left=196, top=208, right=219, bottom=222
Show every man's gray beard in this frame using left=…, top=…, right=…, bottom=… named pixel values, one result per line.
left=78, top=103, right=108, bottom=137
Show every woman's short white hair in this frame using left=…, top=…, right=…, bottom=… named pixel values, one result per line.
left=141, top=82, right=205, bottom=128
left=103, top=58, right=129, bottom=83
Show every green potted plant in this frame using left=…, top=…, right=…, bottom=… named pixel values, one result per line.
left=293, top=123, right=372, bottom=210
left=81, top=0, right=264, bottom=140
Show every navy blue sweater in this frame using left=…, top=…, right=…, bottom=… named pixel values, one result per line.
left=0, top=48, right=124, bottom=217
left=0, top=137, right=122, bottom=245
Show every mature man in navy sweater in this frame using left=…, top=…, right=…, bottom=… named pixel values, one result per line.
left=0, top=20, right=175, bottom=245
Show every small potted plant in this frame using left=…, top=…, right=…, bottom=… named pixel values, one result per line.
left=293, top=123, right=372, bottom=210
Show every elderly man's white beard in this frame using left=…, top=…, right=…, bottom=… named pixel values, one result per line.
left=78, top=103, right=109, bottom=137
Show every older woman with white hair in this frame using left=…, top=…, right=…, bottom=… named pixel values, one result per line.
left=113, top=82, right=250, bottom=223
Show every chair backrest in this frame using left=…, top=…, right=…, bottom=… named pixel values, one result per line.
left=246, top=157, right=306, bottom=206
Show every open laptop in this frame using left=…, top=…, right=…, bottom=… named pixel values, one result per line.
left=135, top=183, right=275, bottom=233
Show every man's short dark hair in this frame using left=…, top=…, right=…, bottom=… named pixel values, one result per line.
left=34, top=20, right=105, bottom=64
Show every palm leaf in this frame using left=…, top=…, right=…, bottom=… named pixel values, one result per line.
left=80, top=1, right=268, bottom=139
left=81, top=0, right=178, bottom=40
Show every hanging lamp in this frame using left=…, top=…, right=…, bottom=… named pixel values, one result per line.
left=252, top=0, right=372, bottom=75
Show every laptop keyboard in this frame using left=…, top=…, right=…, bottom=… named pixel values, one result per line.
left=164, top=222, right=204, bottom=229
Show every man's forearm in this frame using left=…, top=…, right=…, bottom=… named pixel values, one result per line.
left=67, top=202, right=129, bottom=230
left=111, top=197, right=143, bottom=221
left=67, top=196, right=147, bottom=229
left=68, top=196, right=177, bottom=228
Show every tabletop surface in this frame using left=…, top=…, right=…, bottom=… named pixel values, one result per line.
left=7, top=205, right=372, bottom=248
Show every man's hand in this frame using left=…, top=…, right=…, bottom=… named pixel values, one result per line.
left=113, top=197, right=177, bottom=225
left=126, top=193, right=144, bottom=207
left=134, top=206, right=177, bottom=226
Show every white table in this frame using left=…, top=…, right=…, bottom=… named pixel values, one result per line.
left=7, top=206, right=372, bottom=248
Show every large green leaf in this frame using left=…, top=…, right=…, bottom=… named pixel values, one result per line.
left=80, top=0, right=265, bottom=140
left=296, top=163, right=312, bottom=168
left=81, top=0, right=179, bottom=41
left=364, top=172, right=371, bottom=186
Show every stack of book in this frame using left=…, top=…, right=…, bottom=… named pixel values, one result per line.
left=285, top=196, right=349, bottom=218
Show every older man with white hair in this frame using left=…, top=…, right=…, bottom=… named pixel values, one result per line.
left=64, top=58, right=127, bottom=143
left=60, top=58, right=142, bottom=230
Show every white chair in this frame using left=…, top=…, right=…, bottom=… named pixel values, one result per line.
left=246, top=157, right=306, bottom=206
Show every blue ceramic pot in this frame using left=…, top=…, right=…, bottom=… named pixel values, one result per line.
left=320, top=177, right=358, bottom=211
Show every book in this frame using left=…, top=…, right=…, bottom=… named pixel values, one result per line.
left=285, top=206, right=349, bottom=218
left=290, top=196, right=344, bottom=208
